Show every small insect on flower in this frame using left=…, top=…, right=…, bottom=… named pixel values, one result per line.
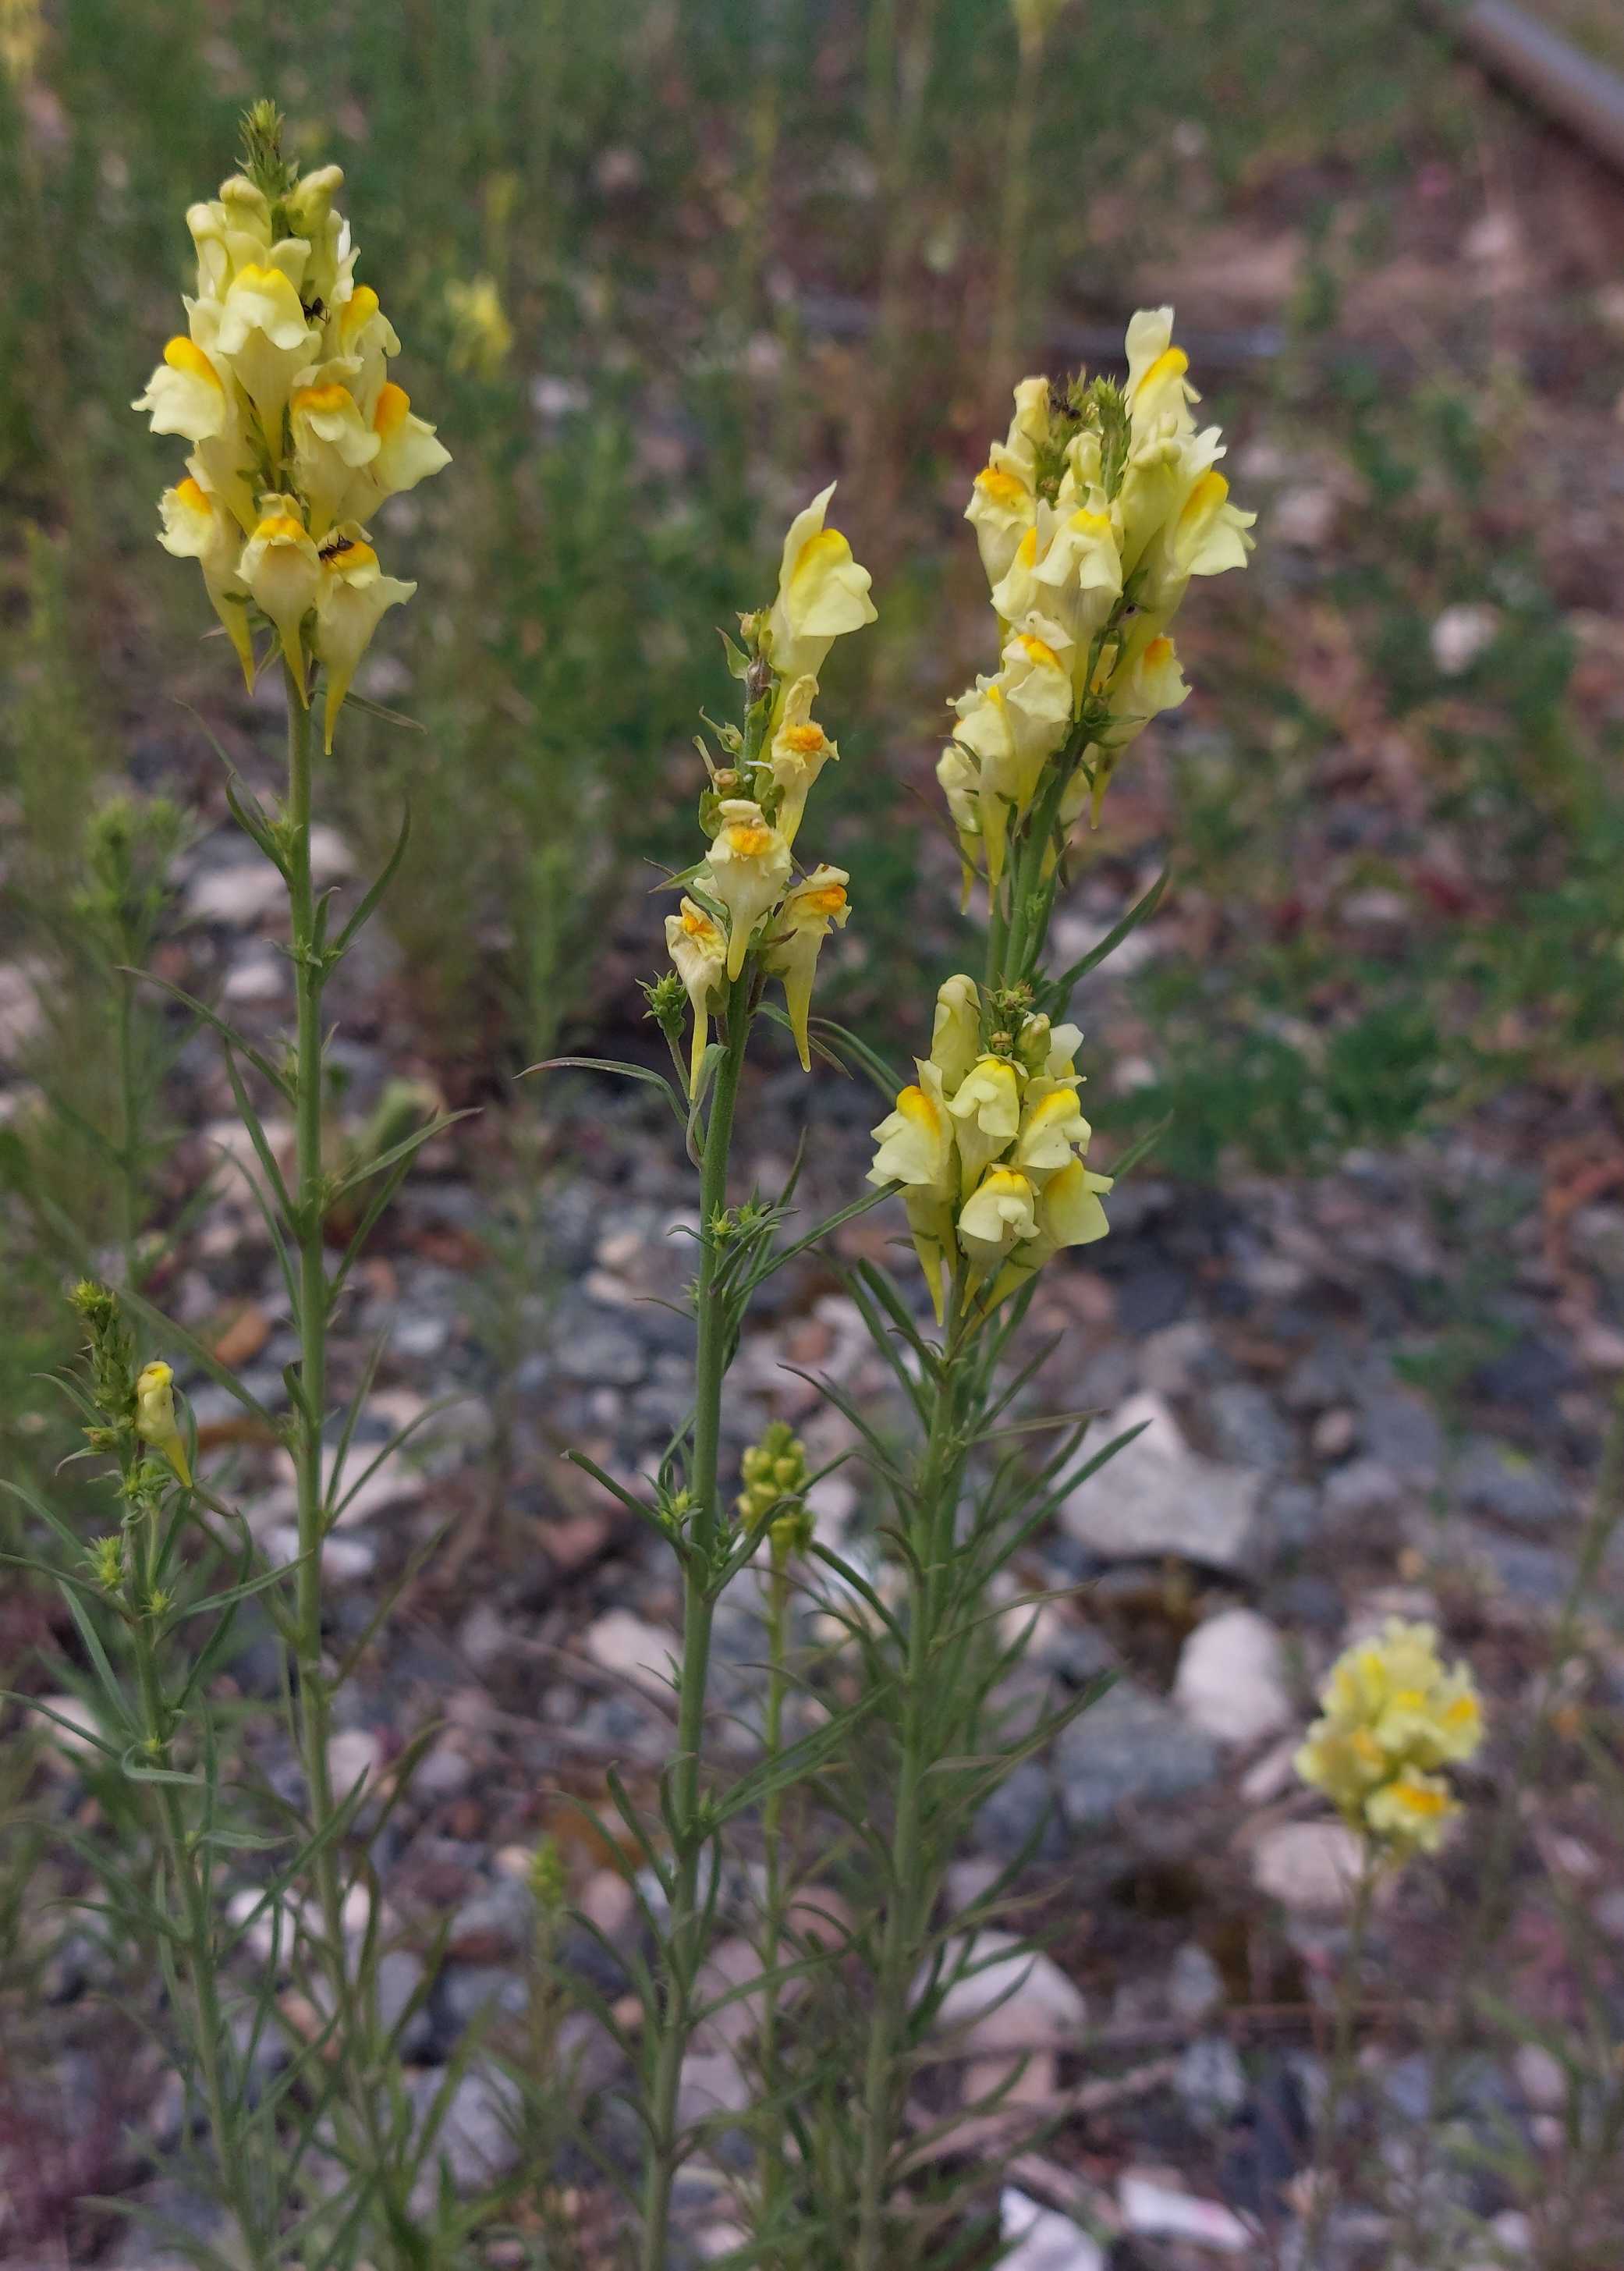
left=133, top=1361, right=191, bottom=1488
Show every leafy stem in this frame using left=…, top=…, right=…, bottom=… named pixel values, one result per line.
left=640, top=966, right=754, bottom=2271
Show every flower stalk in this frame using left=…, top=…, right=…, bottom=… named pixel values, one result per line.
left=126, top=101, right=451, bottom=2263
left=629, top=488, right=875, bottom=2266
left=851, top=314, right=1254, bottom=2259
left=639, top=976, right=751, bottom=2271
left=68, top=1286, right=274, bottom=2264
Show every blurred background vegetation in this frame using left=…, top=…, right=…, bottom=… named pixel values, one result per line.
left=3, top=0, right=1623, bottom=1418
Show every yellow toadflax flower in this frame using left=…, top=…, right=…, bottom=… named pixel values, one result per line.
left=134, top=104, right=448, bottom=741
left=239, top=499, right=322, bottom=694
left=956, top=1164, right=1039, bottom=1273
left=951, top=622, right=1076, bottom=882
left=134, top=1361, right=191, bottom=1487
left=867, top=1062, right=958, bottom=1323
left=1296, top=1617, right=1484, bottom=1858
left=767, top=676, right=839, bottom=848
left=946, top=313, right=1255, bottom=876
left=762, top=865, right=850, bottom=1071
left=700, top=800, right=793, bottom=981
left=868, top=980, right=1111, bottom=1314
left=946, top=1055, right=1023, bottom=1193
left=665, top=897, right=728, bottom=1095
left=158, top=477, right=255, bottom=687
left=313, top=530, right=416, bottom=752
left=766, top=483, right=878, bottom=687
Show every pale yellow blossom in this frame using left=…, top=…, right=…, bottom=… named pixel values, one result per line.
left=946, top=1055, right=1023, bottom=1192
left=957, top=1164, right=1038, bottom=1274
left=239, top=499, right=321, bottom=693
left=158, top=477, right=255, bottom=689
left=1296, top=1618, right=1484, bottom=1858
left=701, top=800, right=792, bottom=979
left=766, top=483, right=878, bottom=684
left=767, top=676, right=838, bottom=847
left=313, top=530, right=416, bottom=752
left=134, top=1361, right=191, bottom=1487
left=665, top=897, right=727, bottom=1094
left=763, top=865, right=850, bottom=1070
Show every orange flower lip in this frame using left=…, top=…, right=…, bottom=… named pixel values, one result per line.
left=374, top=381, right=411, bottom=437
left=1132, top=342, right=1189, bottom=400
left=294, top=381, right=355, bottom=416
left=976, top=465, right=1027, bottom=508
left=725, top=825, right=774, bottom=857
left=163, top=336, right=222, bottom=385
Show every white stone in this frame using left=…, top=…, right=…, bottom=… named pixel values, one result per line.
left=926, top=1930, right=1087, bottom=2051
left=327, top=1727, right=381, bottom=1801
left=261, top=1523, right=376, bottom=1584
left=306, top=823, right=353, bottom=887
left=257, top=1443, right=426, bottom=1534
left=1060, top=1393, right=1262, bottom=1574
left=1250, top=1820, right=1365, bottom=1918
left=1430, top=601, right=1499, bottom=676
left=1272, top=485, right=1336, bottom=548
left=414, top=1739, right=475, bottom=1801
left=222, top=954, right=288, bottom=1005
left=1001, top=2189, right=1105, bottom=2271
left=1174, top=1609, right=1292, bottom=1748
left=678, top=2048, right=750, bottom=2127
left=1514, top=2042, right=1565, bottom=2114
left=1118, top=2171, right=1250, bottom=2251
left=186, top=861, right=288, bottom=926
left=585, top=1609, right=679, bottom=1697
left=33, top=1693, right=103, bottom=1763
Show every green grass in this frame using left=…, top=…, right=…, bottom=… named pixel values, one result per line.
left=0, top=0, right=1607, bottom=1164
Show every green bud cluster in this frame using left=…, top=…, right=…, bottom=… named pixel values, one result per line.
left=70, top=1280, right=137, bottom=1428
left=738, top=1421, right=814, bottom=1560
left=528, top=1834, right=568, bottom=1917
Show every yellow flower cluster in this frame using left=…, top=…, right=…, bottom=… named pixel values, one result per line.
left=1295, top=1618, right=1484, bottom=1857
left=0, top=0, right=41, bottom=84
left=867, top=974, right=1111, bottom=1319
left=665, top=486, right=877, bottom=1087
left=943, top=308, right=1253, bottom=889
left=133, top=112, right=449, bottom=750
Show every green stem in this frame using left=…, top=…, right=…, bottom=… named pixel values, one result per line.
left=854, top=1310, right=964, bottom=2269
left=284, top=685, right=424, bottom=2266
left=640, top=977, right=753, bottom=2271
left=758, top=1542, right=792, bottom=2259
left=1303, top=1844, right=1378, bottom=2269
left=1001, top=764, right=1069, bottom=990
left=126, top=1495, right=268, bottom=2265
left=285, top=684, right=342, bottom=1965
left=116, top=964, right=141, bottom=1286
